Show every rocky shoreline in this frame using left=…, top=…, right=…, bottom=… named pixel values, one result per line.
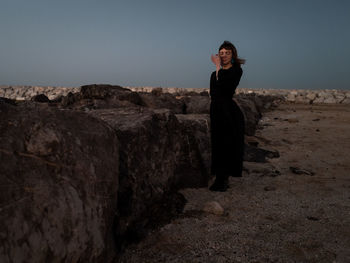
left=1, top=85, right=350, bottom=104
left=117, top=102, right=350, bottom=262
left=1, top=84, right=349, bottom=262
left=0, top=84, right=280, bottom=262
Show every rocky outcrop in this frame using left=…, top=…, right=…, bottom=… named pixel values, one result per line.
left=0, top=84, right=280, bottom=261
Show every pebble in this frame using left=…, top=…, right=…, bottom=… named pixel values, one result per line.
left=202, top=201, right=224, bottom=215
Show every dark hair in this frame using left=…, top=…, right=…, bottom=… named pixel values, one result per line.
left=219, top=40, right=245, bottom=66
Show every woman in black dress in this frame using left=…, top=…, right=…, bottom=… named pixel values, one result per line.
left=209, top=41, right=245, bottom=192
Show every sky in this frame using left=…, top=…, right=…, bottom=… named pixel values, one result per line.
left=1, top=0, right=350, bottom=90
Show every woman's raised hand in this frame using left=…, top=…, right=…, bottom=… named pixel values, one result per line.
left=211, top=54, right=221, bottom=68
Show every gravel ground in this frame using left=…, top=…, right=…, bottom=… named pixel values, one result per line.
left=117, top=102, right=350, bottom=263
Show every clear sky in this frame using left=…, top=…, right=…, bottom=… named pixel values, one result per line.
left=1, top=0, right=350, bottom=90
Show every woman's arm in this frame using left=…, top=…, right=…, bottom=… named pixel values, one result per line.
left=211, top=54, right=221, bottom=80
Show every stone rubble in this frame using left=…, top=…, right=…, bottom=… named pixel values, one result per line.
left=1, top=85, right=350, bottom=104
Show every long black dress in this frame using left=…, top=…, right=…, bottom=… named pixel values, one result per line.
left=210, top=64, right=245, bottom=180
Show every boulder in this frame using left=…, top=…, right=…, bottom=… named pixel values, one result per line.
left=323, top=96, right=337, bottom=104
left=295, top=94, right=311, bottom=104
left=0, top=102, right=119, bottom=262
left=235, top=96, right=262, bottom=136
left=138, top=92, right=186, bottom=114
left=313, top=96, right=325, bottom=104
left=175, top=114, right=211, bottom=185
left=182, top=96, right=210, bottom=114
left=0, top=97, right=17, bottom=106
left=306, top=92, right=317, bottom=101
left=286, top=93, right=296, bottom=102
left=87, top=108, right=209, bottom=248
left=341, top=98, right=350, bottom=104
left=31, top=94, right=50, bottom=103
left=61, top=84, right=144, bottom=110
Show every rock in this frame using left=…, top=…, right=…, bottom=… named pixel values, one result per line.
left=318, top=91, right=328, bottom=98
left=244, top=144, right=280, bottom=163
left=264, top=102, right=272, bottom=109
left=313, top=97, right=325, bottom=104
left=151, top=87, right=163, bottom=96
left=199, top=91, right=209, bottom=96
left=0, top=102, right=119, bottom=262
left=0, top=97, right=17, bottom=106
left=138, top=92, right=185, bottom=113
left=175, top=114, right=211, bottom=186
left=182, top=96, right=210, bottom=114
left=335, top=94, right=345, bottom=103
left=289, top=166, right=315, bottom=176
left=260, top=169, right=281, bottom=177
left=243, top=162, right=281, bottom=177
left=245, top=136, right=260, bottom=147
left=61, top=84, right=144, bottom=110
left=323, top=96, right=337, bottom=104
left=235, top=96, right=262, bottom=136
left=202, top=201, right=224, bottom=215
left=286, top=93, right=296, bottom=102
left=341, top=97, right=350, bottom=104
left=306, top=92, right=317, bottom=101
left=31, top=94, right=50, bottom=103
left=87, top=108, right=209, bottom=248
left=295, top=94, right=311, bottom=104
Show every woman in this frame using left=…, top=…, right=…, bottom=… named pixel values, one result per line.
left=209, top=41, right=245, bottom=192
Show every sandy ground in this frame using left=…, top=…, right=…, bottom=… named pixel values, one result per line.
left=117, top=102, right=350, bottom=263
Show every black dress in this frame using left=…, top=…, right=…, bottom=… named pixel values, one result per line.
left=210, top=64, right=245, bottom=180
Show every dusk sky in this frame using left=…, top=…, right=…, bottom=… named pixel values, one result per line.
left=1, top=0, right=350, bottom=90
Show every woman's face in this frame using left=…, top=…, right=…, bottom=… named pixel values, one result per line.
left=219, top=48, right=232, bottom=66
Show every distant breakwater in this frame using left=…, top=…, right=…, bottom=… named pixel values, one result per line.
left=1, top=85, right=350, bottom=104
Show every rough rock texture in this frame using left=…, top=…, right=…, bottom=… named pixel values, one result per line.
left=235, top=96, right=262, bottom=136
left=0, top=101, right=119, bottom=262
left=175, top=114, right=211, bottom=186
left=181, top=95, right=210, bottom=114
left=138, top=91, right=186, bottom=114
left=0, top=84, right=279, bottom=261
left=87, top=107, right=210, bottom=248
left=61, top=84, right=144, bottom=110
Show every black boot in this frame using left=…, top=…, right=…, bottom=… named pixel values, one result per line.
left=209, top=177, right=228, bottom=192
